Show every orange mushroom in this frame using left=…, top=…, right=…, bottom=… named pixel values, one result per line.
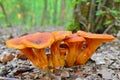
left=64, top=33, right=86, bottom=67
left=21, top=32, right=54, bottom=69
left=6, top=33, right=39, bottom=67
left=50, top=31, right=72, bottom=67
left=76, top=30, right=115, bottom=65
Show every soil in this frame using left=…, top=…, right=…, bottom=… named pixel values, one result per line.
left=0, top=26, right=120, bottom=80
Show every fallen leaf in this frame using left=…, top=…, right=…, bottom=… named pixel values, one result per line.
left=0, top=54, right=15, bottom=64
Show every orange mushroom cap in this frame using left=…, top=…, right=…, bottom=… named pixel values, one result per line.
left=6, top=33, right=35, bottom=49
left=6, top=37, right=25, bottom=49
left=77, top=30, right=115, bottom=41
left=52, top=31, right=72, bottom=41
left=64, top=33, right=86, bottom=42
left=21, top=32, right=54, bottom=49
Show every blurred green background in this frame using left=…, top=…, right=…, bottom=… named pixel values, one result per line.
left=0, top=0, right=120, bottom=33
left=0, top=0, right=73, bottom=27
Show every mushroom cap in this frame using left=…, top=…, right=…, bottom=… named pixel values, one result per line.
left=52, top=31, right=72, bottom=41
left=6, top=37, right=26, bottom=49
left=21, top=32, right=54, bottom=49
left=64, top=33, right=86, bottom=42
left=77, top=30, right=115, bottom=41
left=5, top=33, right=35, bottom=49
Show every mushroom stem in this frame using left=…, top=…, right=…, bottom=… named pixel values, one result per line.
left=76, top=39, right=103, bottom=65
left=48, top=54, right=53, bottom=68
left=59, top=48, right=67, bottom=66
left=50, top=41, right=63, bottom=67
left=66, top=43, right=82, bottom=67
left=33, top=48, right=48, bottom=70
left=20, top=48, right=38, bottom=66
left=59, top=43, right=68, bottom=66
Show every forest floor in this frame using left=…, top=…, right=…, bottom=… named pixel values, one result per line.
left=0, top=26, right=120, bottom=80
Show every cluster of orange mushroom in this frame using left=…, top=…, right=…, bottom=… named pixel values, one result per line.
left=6, top=30, right=115, bottom=70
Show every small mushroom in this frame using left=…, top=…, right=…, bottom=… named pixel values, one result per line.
left=64, top=33, right=86, bottom=67
left=21, top=32, right=54, bottom=69
left=76, top=30, right=115, bottom=65
left=50, top=31, right=72, bottom=67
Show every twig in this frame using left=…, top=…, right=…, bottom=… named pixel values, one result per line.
left=95, top=0, right=107, bottom=27
left=79, top=21, right=89, bottom=32
left=103, top=23, right=115, bottom=34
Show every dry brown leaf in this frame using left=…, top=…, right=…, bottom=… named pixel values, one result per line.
left=0, top=54, right=15, bottom=64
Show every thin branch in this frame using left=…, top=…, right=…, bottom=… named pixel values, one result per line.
left=78, top=3, right=88, bottom=31
left=79, top=21, right=89, bottom=31
left=95, top=0, right=107, bottom=26
left=103, top=23, right=115, bottom=34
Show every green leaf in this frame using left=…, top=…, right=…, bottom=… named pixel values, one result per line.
left=104, top=21, right=112, bottom=25
left=96, top=10, right=103, bottom=16
left=110, top=10, right=119, bottom=16
left=115, top=0, right=120, bottom=2
left=0, top=13, right=4, bottom=18
left=72, top=1, right=79, bottom=6
left=96, top=0, right=102, bottom=2
left=81, top=0, right=87, bottom=2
